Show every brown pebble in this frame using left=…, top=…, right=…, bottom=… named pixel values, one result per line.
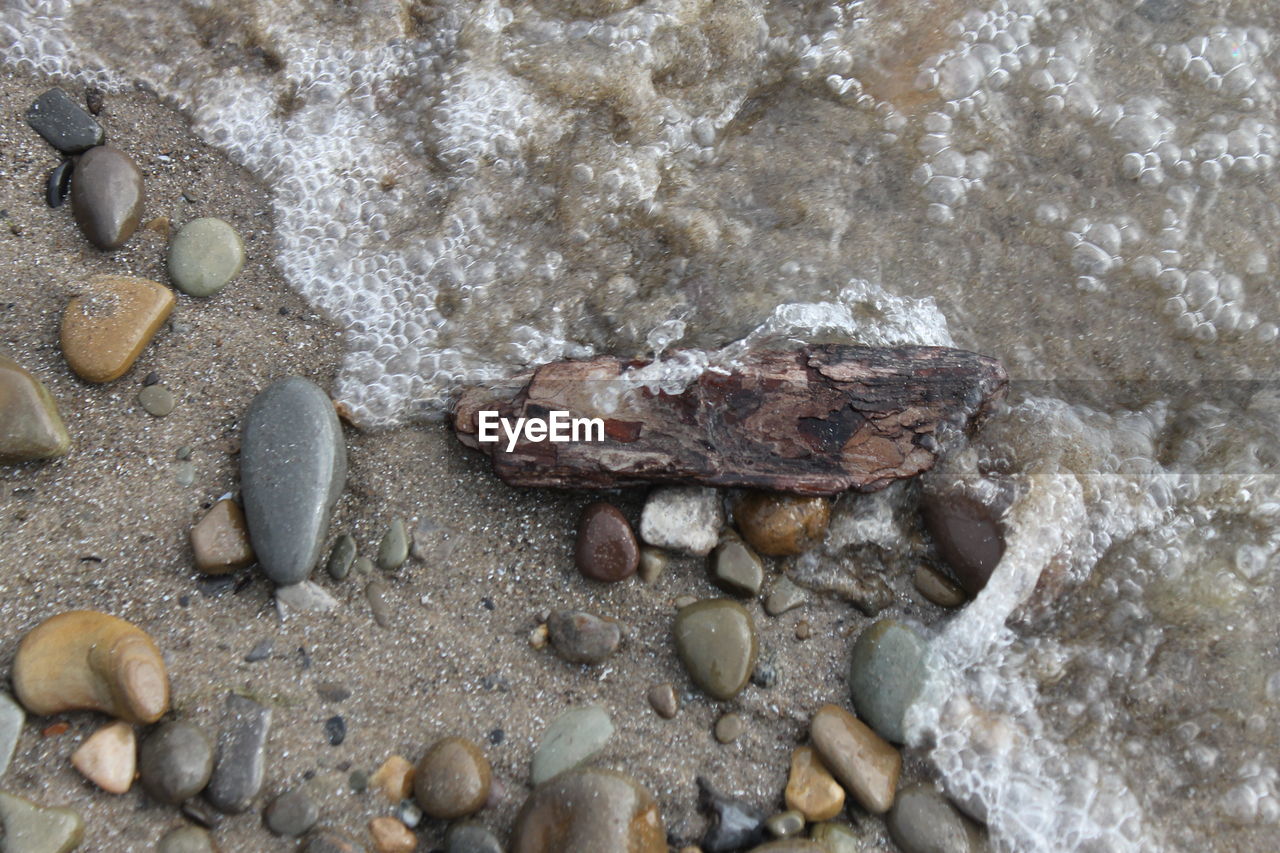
left=647, top=682, right=679, bottom=720
left=368, top=816, right=416, bottom=853
left=575, top=501, right=639, bottom=582
left=60, top=275, right=174, bottom=383
left=528, top=623, right=549, bottom=649
left=370, top=755, right=415, bottom=803
left=795, top=620, right=812, bottom=640
left=414, top=736, right=491, bottom=819
left=511, top=767, right=664, bottom=853
left=784, top=746, right=845, bottom=822
left=70, top=720, right=136, bottom=795
left=920, top=492, right=1004, bottom=594
left=191, top=499, right=255, bottom=575
left=913, top=564, right=968, bottom=608
left=810, top=703, right=900, bottom=814
left=734, top=492, right=831, bottom=556
left=71, top=145, right=144, bottom=249
left=714, top=712, right=745, bottom=744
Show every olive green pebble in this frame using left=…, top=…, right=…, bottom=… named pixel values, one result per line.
left=138, top=384, right=176, bottom=417
left=168, top=217, right=245, bottom=297
left=377, top=518, right=409, bottom=571
left=714, top=712, right=745, bottom=744
left=353, top=556, right=374, bottom=576
left=327, top=534, right=356, bottom=581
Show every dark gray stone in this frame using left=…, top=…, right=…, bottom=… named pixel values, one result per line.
left=240, top=377, right=347, bottom=586
left=46, top=159, right=73, bottom=208
left=848, top=619, right=928, bottom=744
left=547, top=610, right=622, bottom=665
left=206, top=694, right=273, bottom=814
left=264, top=788, right=319, bottom=837
left=376, top=518, right=409, bottom=571
left=139, top=721, right=215, bottom=805
left=26, top=88, right=104, bottom=153
left=327, top=534, right=356, bottom=580
left=699, top=777, right=767, bottom=852
left=70, top=145, right=144, bottom=249
left=885, top=784, right=985, bottom=853
left=445, top=820, right=504, bottom=853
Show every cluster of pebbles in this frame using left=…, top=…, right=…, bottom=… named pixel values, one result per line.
left=0, top=84, right=1007, bottom=853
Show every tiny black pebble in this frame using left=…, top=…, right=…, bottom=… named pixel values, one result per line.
left=178, top=595, right=190, bottom=608
left=481, top=597, right=495, bottom=611
left=278, top=306, right=289, bottom=315
left=143, top=371, right=160, bottom=386
left=298, top=647, right=312, bottom=669
left=488, top=728, right=505, bottom=745
left=325, top=715, right=346, bottom=746
left=303, top=769, right=316, bottom=781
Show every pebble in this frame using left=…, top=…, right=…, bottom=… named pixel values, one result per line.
left=327, top=534, right=357, bottom=580
left=206, top=694, right=273, bottom=814
left=711, top=536, right=765, bottom=597
left=885, top=784, right=985, bottom=853
left=808, top=822, right=859, bottom=853
left=376, top=518, right=409, bottom=571
left=547, top=610, right=621, bottom=665
left=157, top=825, right=219, bottom=853
left=368, top=816, right=416, bottom=853
left=794, top=621, right=812, bottom=641
left=302, top=829, right=366, bottom=853
left=848, top=619, right=928, bottom=744
left=84, top=87, right=103, bottom=115
left=698, top=777, right=766, bottom=852
left=240, top=377, right=347, bottom=586
left=914, top=564, right=967, bottom=608
left=674, top=599, right=758, bottom=701
left=809, top=704, right=900, bottom=815
left=168, top=217, right=246, bottom=297
left=0, top=692, right=23, bottom=780
left=139, top=721, right=215, bottom=805
left=353, top=556, right=375, bottom=576
left=276, top=580, right=340, bottom=615
left=445, top=820, right=504, bottom=853
left=749, top=841, right=826, bottom=852
left=60, top=275, right=174, bottom=383
left=531, top=704, right=614, bottom=785
left=26, top=88, right=104, bottom=153
left=764, top=576, right=807, bottom=616
left=264, top=788, right=320, bottom=837
left=733, top=492, right=831, bottom=556
left=413, top=736, right=491, bottom=819
left=71, top=145, right=145, bottom=249
left=70, top=720, right=135, bottom=794
left=0, top=792, right=85, bottom=853
left=784, top=747, right=844, bottom=822
left=0, top=354, right=70, bottom=462
left=138, top=384, right=176, bottom=416
left=638, top=546, right=668, bottom=584
left=751, top=658, right=778, bottom=689
left=175, top=461, right=197, bottom=487
left=512, top=767, right=665, bottom=853
left=396, top=799, right=423, bottom=829
left=46, top=159, right=73, bottom=208
left=190, top=498, right=255, bottom=575
left=714, top=712, right=745, bottom=744
left=369, top=755, right=415, bottom=803
left=325, top=715, right=347, bottom=746
left=674, top=594, right=698, bottom=609
left=647, top=682, right=679, bottom=719
left=366, top=580, right=393, bottom=627
left=244, top=639, right=273, bottom=662
left=639, top=486, right=724, bottom=556
left=765, top=810, right=805, bottom=839
left=528, top=623, right=549, bottom=649
left=575, top=501, right=639, bottom=582
left=920, top=492, right=1004, bottom=594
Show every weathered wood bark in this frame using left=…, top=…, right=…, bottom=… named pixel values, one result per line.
left=452, top=345, right=1007, bottom=496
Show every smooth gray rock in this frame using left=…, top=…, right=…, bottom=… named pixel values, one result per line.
left=264, top=788, right=319, bottom=837
left=168, top=217, right=245, bottom=297
left=240, top=377, right=346, bottom=586
left=70, top=145, right=144, bottom=249
left=26, top=88, right=103, bottom=153
left=848, top=619, right=928, bottom=744
left=531, top=705, right=614, bottom=785
left=0, top=791, right=84, bottom=852
left=547, top=610, right=622, bottom=665
left=139, top=721, right=215, bottom=805
left=326, top=534, right=356, bottom=581
left=376, top=518, right=409, bottom=571
left=445, top=820, right=504, bottom=853
left=206, top=694, right=273, bottom=814
left=0, top=692, right=23, bottom=780
left=885, top=784, right=985, bottom=853
left=157, top=825, right=218, bottom=853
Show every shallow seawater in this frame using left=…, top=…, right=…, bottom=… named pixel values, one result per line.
left=4, top=0, right=1280, bottom=850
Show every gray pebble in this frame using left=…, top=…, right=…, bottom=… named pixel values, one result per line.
left=376, top=518, right=409, bottom=571
left=396, top=799, right=423, bottom=829
left=885, top=783, right=985, bottom=853
left=766, top=810, right=806, bottom=839
left=175, top=461, right=196, bottom=487
left=366, top=580, right=393, bottom=627
left=139, top=721, right=215, bottom=805
left=765, top=576, right=807, bottom=616
left=638, top=545, right=668, bottom=585
left=326, top=534, right=356, bottom=581
left=275, top=580, right=339, bottom=615
left=27, top=87, right=104, bottom=153
left=0, top=691, right=24, bottom=780
left=138, top=384, right=176, bottom=417
left=244, top=639, right=273, bottom=663
left=157, top=825, right=217, bottom=853
left=168, top=217, right=246, bottom=297
left=848, top=619, right=927, bottom=744
left=264, top=788, right=319, bottom=837
left=353, top=556, right=374, bottom=576
left=711, top=536, right=765, bottom=597
left=445, top=820, right=504, bottom=853
left=531, top=705, right=614, bottom=785
left=714, top=712, right=745, bottom=744
left=206, top=694, right=273, bottom=814
left=547, top=610, right=622, bottom=665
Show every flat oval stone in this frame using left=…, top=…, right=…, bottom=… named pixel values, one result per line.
left=920, top=492, right=1004, bottom=594
left=60, top=275, right=174, bottom=383
left=376, top=518, right=409, bottom=571
left=711, top=537, right=764, bottom=597
left=27, top=88, right=104, bottom=153
left=71, top=145, right=144, bottom=249
left=157, top=825, right=218, bottom=853
left=885, top=784, right=985, bottom=853
left=138, top=384, right=176, bottom=416
left=327, top=534, right=357, bottom=581
left=168, top=218, right=246, bottom=297
left=848, top=619, right=928, bottom=744
left=414, top=737, right=491, bottom=819
left=764, top=810, right=805, bottom=839
left=512, top=767, right=665, bottom=853
left=913, top=564, right=967, bottom=608
left=264, top=788, right=319, bottom=837
left=139, top=721, right=215, bottom=805
left=575, top=501, right=639, bottom=582
left=0, top=792, right=84, bottom=853
left=0, top=353, right=70, bottom=461
left=531, top=705, right=614, bottom=785
left=784, top=747, right=844, bottom=822
left=809, top=704, right=901, bottom=814
left=445, top=821, right=503, bottom=853
left=240, top=377, right=347, bottom=586
left=70, top=720, right=136, bottom=795
left=206, top=694, right=273, bottom=814
left=674, top=599, right=758, bottom=701
left=734, top=492, right=831, bottom=556
left=647, top=682, right=679, bottom=719
left=548, top=610, right=622, bottom=665
left=191, top=499, right=255, bottom=576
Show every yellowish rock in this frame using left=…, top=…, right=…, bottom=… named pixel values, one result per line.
left=784, top=746, right=845, bottom=822
left=70, top=720, right=136, bottom=794
left=369, top=816, right=417, bottom=852
left=370, top=754, right=416, bottom=803
left=0, top=353, right=71, bottom=462
left=190, top=499, right=255, bottom=575
left=60, top=275, right=174, bottom=383
left=733, top=492, right=831, bottom=556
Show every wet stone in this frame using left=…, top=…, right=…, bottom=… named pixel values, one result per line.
left=325, top=715, right=347, bottom=747
left=920, top=492, right=1004, bottom=595
left=785, top=747, right=845, bottom=822
left=244, top=639, right=273, bottom=663
left=0, top=691, right=24, bottom=780
left=265, top=788, right=319, bottom=837
left=0, top=792, right=85, bottom=853
left=368, top=816, right=416, bottom=853
left=414, top=737, right=491, bottom=820
left=206, top=694, right=273, bottom=814
left=810, top=704, right=901, bottom=815
left=302, top=829, right=366, bottom=853
left=71, top=145, right=145, bottom=249
left=512, top=767, right=665, bottom=853
left=531, top=704, right=613, bottom=785
left=0, top=354, right=70, bottom=462
left=638, top=546, right=668, bottom=584
left=914, top=564, right=967, bottom=608
left=445, top=820, right=503, bottom=853
left=808, top=822, right=859, bottom=853
left=157, top=825, right=218, bottom=853
left=60, top=275, right=173, bottom=383
left=366, top=580, right=393, bottom=627
left=647, top=682, right=679, bottom=719
left=139, top=721, right=215, bottom=805
left=191, top=498, right=255, bottom=576
left=734, top=492, right=831, bottom=557
left=639, top=486, right=724, bottom=556
left=765, top=576, right=807, bottom=616
left=369, top=756, right=415, bottom=803
left=70, top=720, right=136, bottom=795
left=699, top=777, right=766, bottom=852
left=376, top=518, right=409, bottom=571
left=674, top=599, right=758, bottom=701
left=885, top=784, right=985, bottom=853
left=711, top=536, right=765, bottom=597
left=766, top=810, right=806, bottom=839
left=548, top=610, right=621, bottom=665
left=27, top=88, right=104, bottom=153
left=848, top=619, right=928, bottom=744
left=138, top=384, right=176, bottom=416
left=327, top=534, right=357, bottom=581
left=168, top=217, right=246, bottom=297
left=575, top=501, right=639, bottom=582
left=714, top=712, right=745, bottom=744
left=46, top=159, right=73, bottom=208
left=240, top=377, right=347, bottom=586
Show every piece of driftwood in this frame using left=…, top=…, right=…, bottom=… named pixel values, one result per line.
left=452, top=345, right=1007, bottom=495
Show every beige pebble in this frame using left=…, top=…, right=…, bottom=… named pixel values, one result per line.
left=714, top=712, right=745, bottom=744
left=190, top=499, right=255, bottom=575
left=810, top=703, right=900, bottom=814
left=70, top=720, right=136, bottom=794
left=370, top=755, right=416, bottom=803
left=784, top=746, right=845, bottom=822
left=369, top=816, right=417, bottom=853
left=795, top=620, right=812, bottom=640
left=647, top=682, right=679, bottom=720
left=60, top=275, right=174, bottom=383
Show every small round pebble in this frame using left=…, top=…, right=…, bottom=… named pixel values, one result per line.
left=264, top=788, right=319, bottom=837
left=647, top=682, right=679, bottom=719
left=795, top=620, right=812, bottom=641
left=414, top=736, right=491, bottom=819
left=368, top=816, right=416, bottom=853
left=766, top=809, right=806, bottom=839
left=157, top=825, right=218, bottom=853
left=547, top=610, right=622, bottom=665
left=138, top=384, right=176, bottom=416
left=168, top=217, right=246, bottom=297
left=325, top=715, right=347, bottom=746
left=575, top=501, right=639, bottom=582
left=139, top=721, right=215, bottom=805
left=714, top=712, right=745, bottom=744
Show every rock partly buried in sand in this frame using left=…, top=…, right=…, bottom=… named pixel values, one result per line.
left=139, top=721, right=216, bottom=806
left=547, top=610, right=622, bottom=665
left=71, top=145, right=145, bottom=249
left=60, top=275, right=174, bottom=383
left=414, top=737, right=491, bottom=820
left=206, top=694, right=273, bottom=814
left=70, top=720, right=136, bottom=795
left=0, top=791, right=85, bottom=853
left=639, top=486, right=724, bottom=556
left=0, top=353, right=71, bottom=461
left=512, top=767, right=665, bottom=853
left=920, top=491, right=1005, bottom=594
left=12, top=610, right=170, bottom=725
left=674, top=599, right=758, bottom=701
left=885, top=784, right=986, bottom=853
left=157, top=825, right=220, bottom=853
left=240, top=377, right=347, bottom=586
left=453, top=346, right=1006, bottom=495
